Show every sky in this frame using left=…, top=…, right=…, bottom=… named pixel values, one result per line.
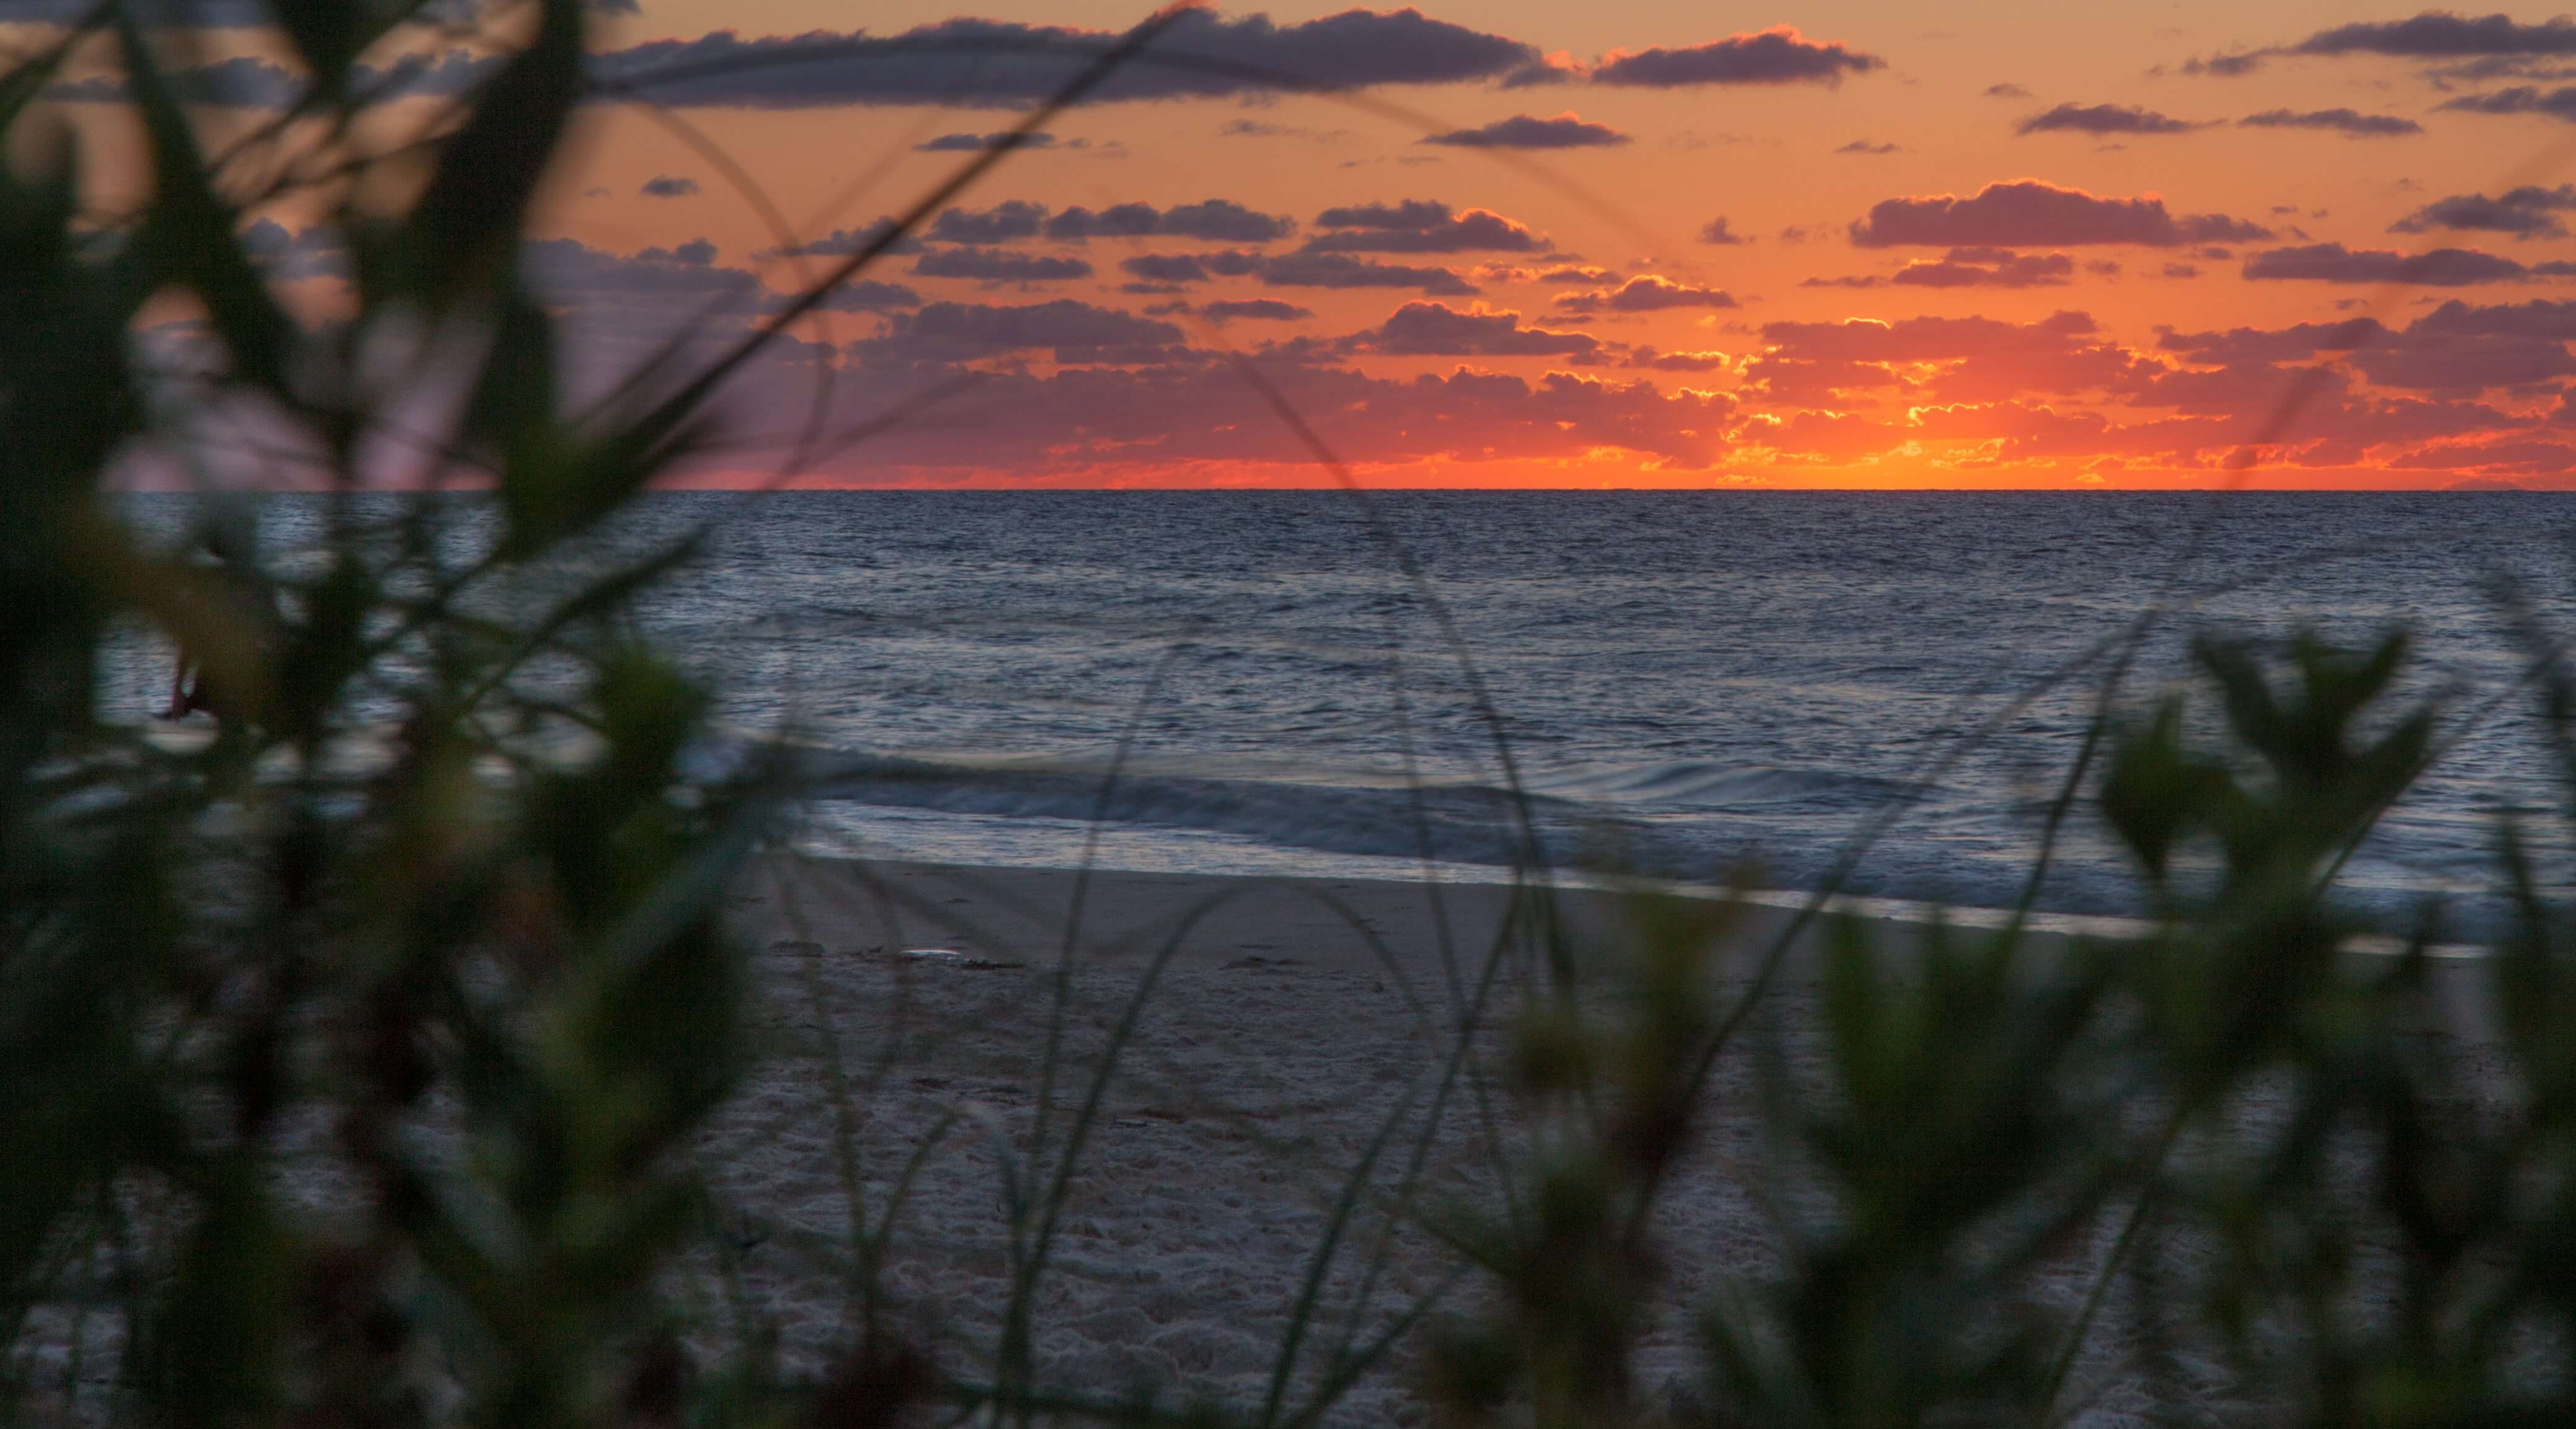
left=36, top=1, right=2576, bottom=487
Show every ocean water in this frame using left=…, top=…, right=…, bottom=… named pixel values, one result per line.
left=117, top=492, right=2576, bottom=931
left=608, top=490, right=2572, bottom=932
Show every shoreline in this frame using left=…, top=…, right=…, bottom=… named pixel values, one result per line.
left=735, top=853, right=2505, bottom=1035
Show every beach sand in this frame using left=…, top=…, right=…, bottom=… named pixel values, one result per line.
left=703, top=856, right=2507, bottom=1424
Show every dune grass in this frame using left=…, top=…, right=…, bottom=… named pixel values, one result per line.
left=16, top=3, right=2576, bottom=1427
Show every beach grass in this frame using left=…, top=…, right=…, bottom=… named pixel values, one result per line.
left=18, top=3, right=2576, bottom=1427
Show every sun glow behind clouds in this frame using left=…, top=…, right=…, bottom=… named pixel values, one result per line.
left=42, top=0, right=2576, bottom=486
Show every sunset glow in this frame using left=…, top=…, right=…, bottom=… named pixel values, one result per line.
left=34, top=1, right=2576, bottom=487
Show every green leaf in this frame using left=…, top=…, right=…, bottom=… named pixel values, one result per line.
left=403, top=0, right=586, bottom=303
left=138, top=1154, right=295, bottom=1427
left=116, top=19, right=298, bottom=402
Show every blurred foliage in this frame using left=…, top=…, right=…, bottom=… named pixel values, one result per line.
left=1426, top=631, right=2576, bottom=1429
left=2, top=1, right=773, bottom=1423
left=16, top=4, right=2576, bottom=1429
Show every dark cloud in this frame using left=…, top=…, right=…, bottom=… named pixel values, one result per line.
left=599, top=9, right=1543, bottom=109
left=641, top=175, right=701, bottom=198
left=1983, top=82, right=2033, bottom=99
left=524, top=237, right=748, bottom=309
left=2437, top=85, right=2576, bottom=120
left=1891, top=247, right=2076, bottom=288
left=239, top=219, right=350, bottom=284
left=912, top=247, right=1094, bottom=283
left=2241, top=242, right=2531, bottom=286
left=816, top=280, right=924, bottom=312
left=2360, top=299, right=2576, bottom=390
left=2292, top=12, right=2576, bottom=60
left=2193, top=13, right=2576, bottom=78
left=1423, top=113, right=1630, bottom=148
left=1698, top=218, right=1748, bottom=246
left=760, top=220, right=923, bottom=259
left=1625, top=348, right=1732, bottom=371
left=1119, top=254, right=1204, bottom=284
left=1348, top=302, right=1604, bottom=360
left=1835, top=139, right=1901, bottom=154
left=916, top=131, right=1059, bottom=151
left=1591, top=27, right=1884, bottom=87
left=925, top=201, right=1050, bottom=246
left=1201, top=299, right=1312, bottom=322
left=2236, top=108, right=2422, bottom=136
left=866, top=300, right=1186, bottom=365
left=1746, top=310, right=2131, bottom=404
left=812, top=358, right=1732, bottom=476
left=2015, top=103, right=2203, bottom=136
left=49, top=55, right=303, bottom=109
left=1556, top=277, right=1738, bottom=312
left=1254, top=250, right=1478, bottom=294
left=1848, top=180, right=2272, bottom=247
left=1307, top=201, right=1544, bottom=254
left=2392, top=185, right=2576, bottom=238
left=1048, top=200, right=1296, bottom=242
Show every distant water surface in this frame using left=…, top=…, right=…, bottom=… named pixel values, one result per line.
left=118, top=492, right=2576, bottom=931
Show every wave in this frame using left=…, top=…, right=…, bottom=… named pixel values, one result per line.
left=762, top=745, right=1922, bottom=874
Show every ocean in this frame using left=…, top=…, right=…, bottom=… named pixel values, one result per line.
left=122, top=491, right=2576, bottom=933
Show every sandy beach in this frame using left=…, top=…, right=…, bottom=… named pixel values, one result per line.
left=706, top=856, right=1854, bottom=1419
left=700, top=856, right=2508, bottom=1423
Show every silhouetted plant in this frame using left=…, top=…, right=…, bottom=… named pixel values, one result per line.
left=21, top=6, right=2576, bottom=1429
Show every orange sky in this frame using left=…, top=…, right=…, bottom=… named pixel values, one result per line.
left=32, top=1, right=2576, bottom=487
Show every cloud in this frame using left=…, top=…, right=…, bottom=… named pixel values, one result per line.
left=598, top=9, right=1543, bottom=109
left=866, top=300, right=1186, bottom=364
left=2438, top=85, right=2576, bottom=120
left=1591, top=26, right=1883, bottom=87
left=49, top=55, right=304, bottom=109
left=916, top=131, right=1060, bottom=151
left=2236, top=108, right=2422, bottom=136
left=1891, top=247, right=2076, bottom=288
left=1201, top=299, right=1313, bottom=321
left=1556, top=276, right=1738, bottom=312
left=1048, top=199, right=1297, bottom=242
left=517, top=237, right=782, bottom=365
left=816, top=281, right=924, bottom=312
left=1307, top=200, right=1545, bottom=254
left=2015, top=103, right=2203, bottom=136
left=811, top=358, right=1733, bottom=476
left=1348, top=302, right=1604, bottom=359
left=2291, top=12, right=2576, bottom=61
left=1698, top=217, right=1748, bottom=246
left=925, top=201, right=1050, bottom=245
left=1423, top=112, right=1630, bottom=148
left=1847, top=180, right=2272, bottom=247
left=524, top=237, right=748, bottom=308
left=1121, top=254, right=1210, bottom=284
left=1625, top=348, right=1733, bottom=371
left=2194, top=12, right=2576, bottom=77
left=1746, top=309, right=2134, bottom=404
left=2392, top=185, right=2576, bottom=238
left=2241, top=242, right=2532, bottom=286
left=912, top=247, right=1095, bottom=283
left=1254, top=250, right=1478, bottom=293
left=239, top=219, right=350, bottom=284
left=641, top=175, right=701, bottom=198
left=1836, top=139, right=1901, bottom=154
left=761, top=220, right=923, bottom=259
left=1983, top=82, right=2033, bottom=99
